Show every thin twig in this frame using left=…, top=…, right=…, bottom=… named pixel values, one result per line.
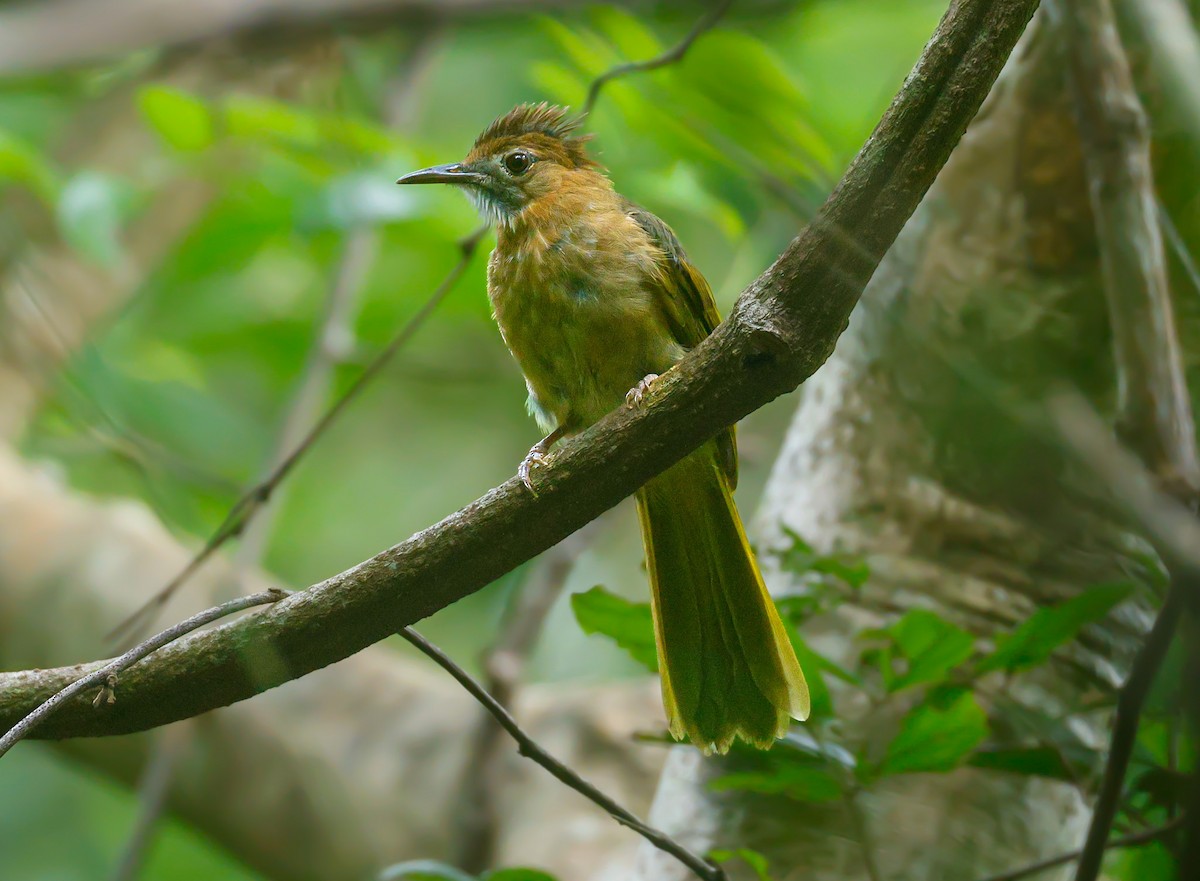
left=582, top=0, right=733, bottom=116
left=976, top=816, right=1183, bottom=881
left=843, top=787, right=883, bottom=881
left=108, top=226, right=486, bottom=645
left=1072, top=583, right=1185, bottom=881
left=1179, top=615, right=1200, bottom=878
left=399, top=627, right=727, bottom=881
left=1049, top=395, right=1200, bottom=571
left=1158, top=200, right=1200, bottom=304
left=234, top=231, right=377, bottom=569
left=455, top=521, right=602, bottom=871
left=0, top=589, right=286, bottom=758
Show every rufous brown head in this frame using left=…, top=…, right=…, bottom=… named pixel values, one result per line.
left=397, top=103, right=601, bottom=226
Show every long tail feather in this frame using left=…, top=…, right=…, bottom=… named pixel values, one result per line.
left=636, top=442, right=809, bottom=754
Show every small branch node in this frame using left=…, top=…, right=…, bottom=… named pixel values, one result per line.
left=92, top=674, right=118, bottom=709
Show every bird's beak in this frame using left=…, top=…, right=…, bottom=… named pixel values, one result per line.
left=396, top=162, right=484, bottom=186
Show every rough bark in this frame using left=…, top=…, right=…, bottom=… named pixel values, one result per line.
left=635, top=14, right=1165, bottom=881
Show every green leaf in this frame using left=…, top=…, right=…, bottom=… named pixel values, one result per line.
left=1108, top=840, right=1177, bottom=881
left=590, top=6, right=663, bottom=61
left=710, top=848, right=773, bottom=881
left=0, top=129, right=59, bottom=201
left=808, top=554, right=870, bottom=589
left=570, top=586, right=657, bottom=671
left=138, top=85, right=214, bottom=152
left=56, top=172, right=133, bottom=267
left=977, top=582, right=1134, bottom=674
left=484, top=871, right=558, bottom=881
left=710, top=764, right=842, bottom=803
left=776, top=527, right=868, bottom=589
left=224, top=95, right=322, bottom=148
left=681, top=31, right=805, bottom=115
left=878, top=688, right=988, bottom=776
left=776, top=729, right=857, bottom=771
left=378, top=860, right=476, bottom=881
left=538, top=17, right=613, bottom=79
left=884, top=609, right=975, bottom=692
left=529, top=62, right=590, bottom=107
left=977, top=697, right=1102, bottom=781
left=967, top=745, right=1078, bottom=781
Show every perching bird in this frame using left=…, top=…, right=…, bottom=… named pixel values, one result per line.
left=398, top=103, right=808, bottom=753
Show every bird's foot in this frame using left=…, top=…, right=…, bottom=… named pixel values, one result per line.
left=625, top=374, right=661, bottom=409
left=519, top=445, right=549, bottom=495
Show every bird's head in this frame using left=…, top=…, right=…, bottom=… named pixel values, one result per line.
left=397, top=103, right=601, bottom=227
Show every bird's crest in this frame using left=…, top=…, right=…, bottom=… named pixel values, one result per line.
left=471, top=103, right=595, bottom=168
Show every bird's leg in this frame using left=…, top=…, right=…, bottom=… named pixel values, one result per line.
left=519, top=426, right=568, bottom=494
left=625, top=373, right=661, bottom=409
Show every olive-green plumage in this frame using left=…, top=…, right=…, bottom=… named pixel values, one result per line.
left=398, top=103, right=809, bottom=752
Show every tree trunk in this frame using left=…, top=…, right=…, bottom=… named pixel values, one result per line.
left=636, top=15, right=1158, bottom=880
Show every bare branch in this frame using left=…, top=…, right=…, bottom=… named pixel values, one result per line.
left=1116, top=0, right=1200, bottom=147
left=1051, top=0, right=1200, bottom=875
left=582, top=0, right=733, bottom=117
left=1056, top=0, right=1200, bottom=493
left=399, top=627, right=727, bottom=881
left=234, top=231, right=377, bottom=569
left=1071, top=587, right=1185, bottom=881
left=0, top=0, right=1041, bottom=742
left=0, top=0, right=626, bottom=76
left=0, top=589, right=286, bottom=758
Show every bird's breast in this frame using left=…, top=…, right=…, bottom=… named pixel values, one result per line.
left=487, top=219, right=680, bottom=429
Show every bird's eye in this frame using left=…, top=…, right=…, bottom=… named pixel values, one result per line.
left=503, top=150, right=533, bottom=175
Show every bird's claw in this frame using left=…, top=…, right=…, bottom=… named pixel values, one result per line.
left=519, top=447, right=549, bottom=495
left=625, top=374, right=661, bottom=409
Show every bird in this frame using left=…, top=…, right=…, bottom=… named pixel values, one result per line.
left=398, top=103, right=808, bottom=753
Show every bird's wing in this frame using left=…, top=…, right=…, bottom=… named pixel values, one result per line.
left=626, top=200, right=738, bottom=488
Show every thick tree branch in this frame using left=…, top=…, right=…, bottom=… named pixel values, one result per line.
left=1052, top=0, right=1200, bottom=877
left=0, top=590, right=286, bottom=757
left=1055, top=0, right=1200, bottom=493
left=0, top=0, right=628, bottom=76
left=0, top=0, right=1041, bottom=741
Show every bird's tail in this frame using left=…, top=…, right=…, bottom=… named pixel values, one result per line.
left=636, top=442, right=809, bottom=754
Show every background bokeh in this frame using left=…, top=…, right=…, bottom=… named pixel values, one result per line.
left=0, top=3, right=948, bottom=876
